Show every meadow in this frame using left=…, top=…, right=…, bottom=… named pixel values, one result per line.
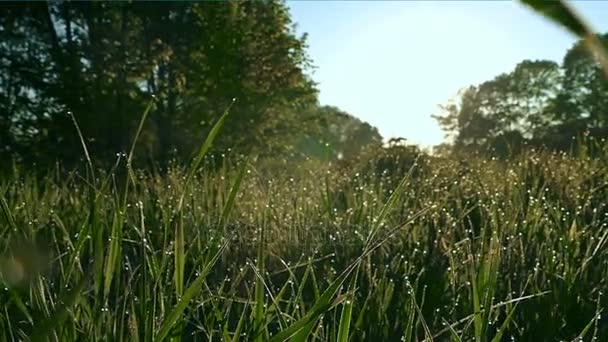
left=3, top=0, right=608, bottom=340
left=1, top=128, right=607, bottom=341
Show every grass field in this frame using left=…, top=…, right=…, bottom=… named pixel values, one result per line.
left=1, top=134, right=608, bottom=340
left=1, top=1, right=608, bottom=340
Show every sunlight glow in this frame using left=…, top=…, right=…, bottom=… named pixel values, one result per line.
left=289, top=1, right=608, bottom=147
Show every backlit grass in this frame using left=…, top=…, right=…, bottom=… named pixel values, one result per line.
left=0, top=145, right=607, bottom=341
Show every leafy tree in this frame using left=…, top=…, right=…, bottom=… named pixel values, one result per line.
left=433, top=55, right=606, bottom=154
left=0, top=3, right=66, bottom=162
left=544, top=34, right=608, bottom=149
left=0, top=1, right=318, bottom=168
left=435, top=59, right=562, bottom=154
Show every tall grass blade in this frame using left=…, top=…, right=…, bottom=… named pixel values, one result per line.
left=9, top=292, right=33, bottom=325
left=67, top=110, right=95, bottom=180
left=518, top=0, right=586, bottom=36
left=336, top=269, right=357, bottom=342
left=270, top=266, right=353, bottom=342
left=219, top=156, right=248, bottom=230
left=174, top=101, right=234, bottom=298
left=331, top=157, right=419, bottom=341
left=574, top=309, right=603, bottom=341
left=490, top=300, right=518, bottom=342
left=103, top=212, right=123, bottom=300
left=253, top=214, right=267, bottom=342
left=173, top=214, right=185, bottom=298
left=519, top=0, right=608, bottom=78
left=231, top=303, right=248, bottom=342
left=364, top=155, right=419, bottom=249
left=403, top=294, right=416, bottom=342
left=127, top=99, right=154, bottom=164
left=155, top=239, right=229, bottom=342
left=178, top=99, right=235, bottom=212
left=0, top=195, right=16, bottom=242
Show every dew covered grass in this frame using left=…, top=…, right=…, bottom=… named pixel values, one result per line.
left=1, top=146, right=607, bottom=341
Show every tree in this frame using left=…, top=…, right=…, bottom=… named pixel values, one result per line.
left=0, top=3, right=65, bottom=163
left=545, top=33, right=608, bottom=149
left=0, top=1, right=318, bottom=168
left=434, top=60, right=562, bottom=154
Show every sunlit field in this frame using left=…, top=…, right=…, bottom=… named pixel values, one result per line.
left=1, top=141, right=607, bottom=341
left=2, top=0, right=608, bottom=341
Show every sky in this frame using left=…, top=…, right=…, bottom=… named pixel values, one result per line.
left=287, top=1, right=608, bottom=147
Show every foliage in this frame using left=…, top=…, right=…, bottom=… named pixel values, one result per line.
left=2, top=1, right=608, bottom=339
left=0, top=1, right=322, bottom=166
left=435, top=35, right=608, bottom=155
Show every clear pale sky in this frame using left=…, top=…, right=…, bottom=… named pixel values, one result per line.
left=287, top=1, right=608, bottom=147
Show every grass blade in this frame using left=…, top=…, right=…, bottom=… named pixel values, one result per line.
left=518, top=0, right=586, bottom=37
left=269, top=265, right=354, bottom=342
left=155, top=239, right=230, bottom=342
left=30, top=273, right=88, bottom=341
left=219, top=156, right=248, bottom=230
left=67, top=110, right=95, bottom=180
left=364, top=155, right=419, bottom=249
left=253, top=210, right=267, bottom=342
left=173, top=214, right=185, bottom=298
left=336, top=269, right=358, bottom=342
left=174, top=101, right=234, bottom=298
left=127, top=99, right=154, bottom=165
left=178, top=99, right=235, bottom=212
left=103, top=212, right=123, bottom=300
left=271, top=207, right=429, bottom=342
left=519, top=0, right=608, bottom=78
left=0, top=195, right=17, bottom=239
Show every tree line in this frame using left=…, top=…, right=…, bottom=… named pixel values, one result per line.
left=3, top=1, right=606, bottom=171
left=0, top=1, right=381, bottom=170
left=434, top=34, right=608, bottom=156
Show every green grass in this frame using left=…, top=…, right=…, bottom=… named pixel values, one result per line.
left=1, top=142, right=607, bottom=340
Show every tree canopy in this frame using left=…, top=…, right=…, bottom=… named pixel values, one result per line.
left=435, top=34, right=608, bottom=155
left=4, top=1, right=607, bottom=168
left=0, top=1, right=382, bottom=169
